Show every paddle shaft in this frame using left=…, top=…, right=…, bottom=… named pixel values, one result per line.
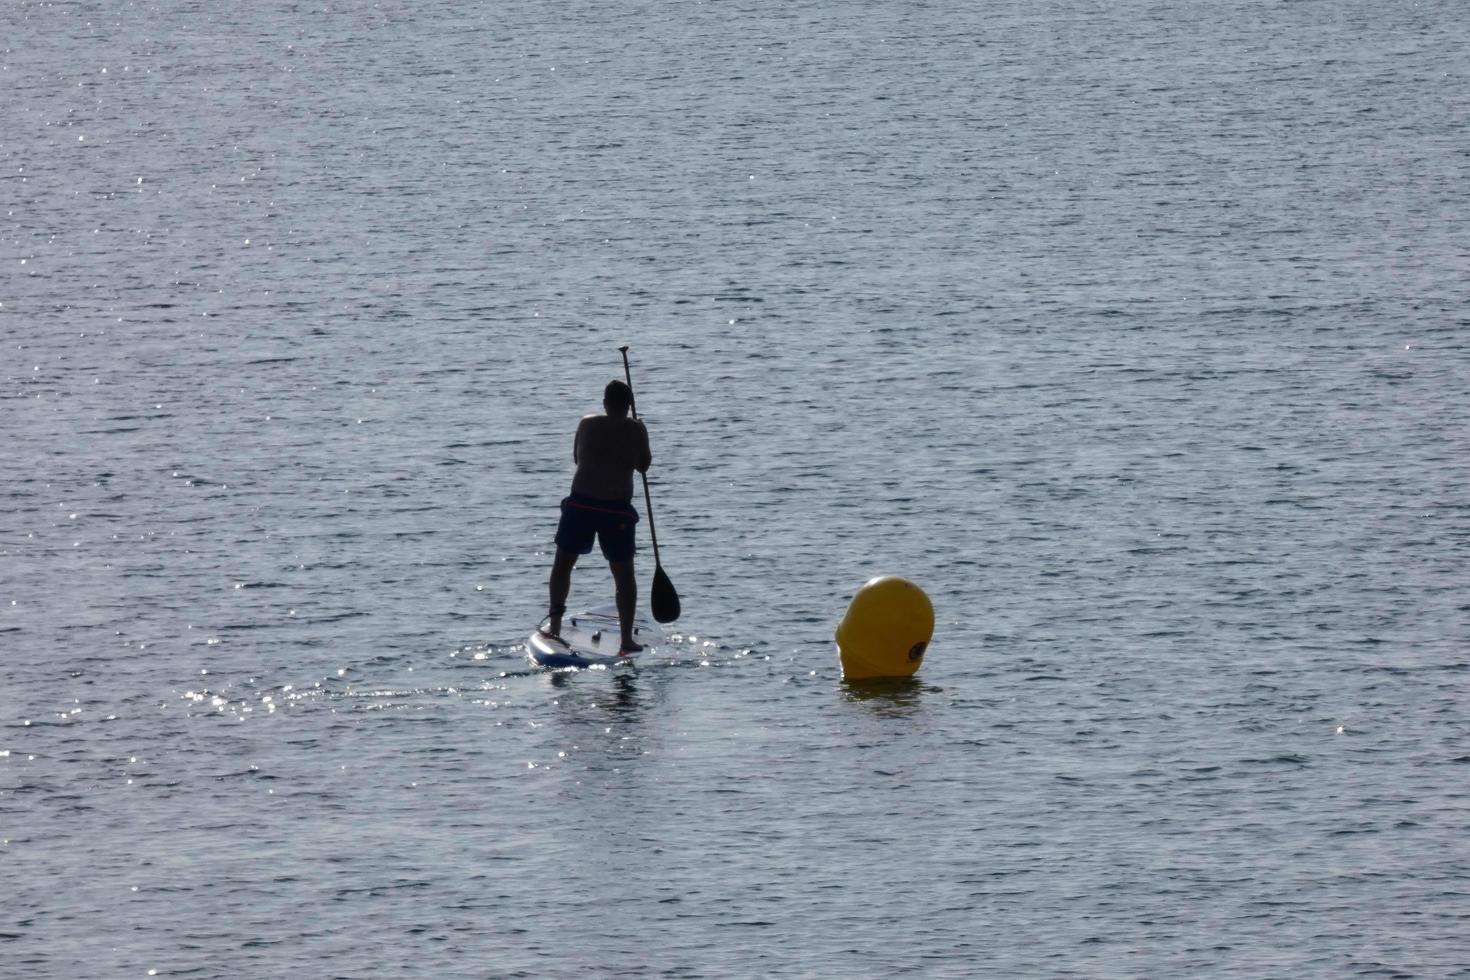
left=618, top=346, right=662, bottom=566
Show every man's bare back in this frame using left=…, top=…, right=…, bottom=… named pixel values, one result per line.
left=571, top=414, right=651, bottom=501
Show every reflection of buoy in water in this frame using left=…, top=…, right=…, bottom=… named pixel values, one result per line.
left=836, top=576, right=934, bottom=680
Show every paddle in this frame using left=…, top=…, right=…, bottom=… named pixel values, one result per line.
left=619, top=345, right=681, bottom=624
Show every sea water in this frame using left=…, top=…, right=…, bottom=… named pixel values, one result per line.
left=3, top=0, right=1468, bottom=976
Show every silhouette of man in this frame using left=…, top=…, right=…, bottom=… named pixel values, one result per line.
left=544, top=379, right=652, bottom=653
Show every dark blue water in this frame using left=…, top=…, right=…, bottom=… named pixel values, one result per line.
left=4, top=0, right=1469, bottom=975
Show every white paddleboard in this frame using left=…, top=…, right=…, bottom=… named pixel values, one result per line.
left=527, top=604, right=665, bottom=669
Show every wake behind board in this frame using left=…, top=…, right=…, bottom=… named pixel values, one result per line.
left=528, top=604, right=666, bottom=669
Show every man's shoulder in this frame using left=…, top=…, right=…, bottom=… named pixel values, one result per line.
left=578, top=414, right=639, bottom=437
left=583, top=414, right=643, bottom=429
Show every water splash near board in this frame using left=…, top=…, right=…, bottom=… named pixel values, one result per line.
left=527, top=604, right=666, bottom=669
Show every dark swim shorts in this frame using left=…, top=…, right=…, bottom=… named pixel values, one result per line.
left=554, top=494, right=640, bottom=562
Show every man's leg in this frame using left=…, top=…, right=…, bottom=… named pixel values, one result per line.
left=609, top=559, right=641, bottom=652
left=547, top=547, right=578, bottom=636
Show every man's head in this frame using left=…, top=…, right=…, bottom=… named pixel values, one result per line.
left=604, top=379, right=634, bottom=415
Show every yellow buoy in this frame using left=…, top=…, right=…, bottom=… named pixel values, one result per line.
left=835, top=576, right=934, bottom=680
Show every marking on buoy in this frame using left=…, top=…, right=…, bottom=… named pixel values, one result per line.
left=908, top=642, right=927, bottom=662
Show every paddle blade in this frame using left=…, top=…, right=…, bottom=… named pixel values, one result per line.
left=650, top=564, right=680, bottom=623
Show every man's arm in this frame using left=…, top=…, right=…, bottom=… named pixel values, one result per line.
left=573, top=417, right=588, bottom=464
left=636, top=420, right=652, bottom=474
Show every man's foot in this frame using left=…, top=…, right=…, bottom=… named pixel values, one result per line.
left=544, top=605, right=565, bottom=640
left=618, top=640, right=644, bottom=657
left=538, top=623, right=568, bottom=648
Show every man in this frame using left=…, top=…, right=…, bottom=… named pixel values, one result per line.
left=544, top=379, right=652, bottom=654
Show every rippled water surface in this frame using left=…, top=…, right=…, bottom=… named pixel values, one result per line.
left=4, top=0, right=1469, bottom=976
